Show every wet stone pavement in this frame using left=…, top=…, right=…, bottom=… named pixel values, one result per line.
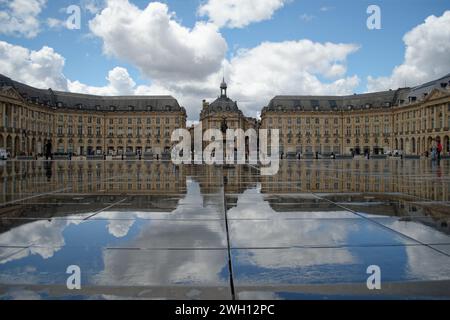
left=0, top=159, right=449, bottom=300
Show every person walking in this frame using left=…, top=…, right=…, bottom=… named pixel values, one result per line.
left=437, top=140, right=443, bottom=162
left=431, top=145, right=437, bottom=161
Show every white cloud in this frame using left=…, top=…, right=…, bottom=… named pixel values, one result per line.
left=220, top=40, right=360, bottom=116
left=320, top=6, right=334, bottom=12
left=122, top=40, right=360, bottom=120
left=89, top=0, right=227, bottom=82
left=68, top=67, right=137, bottom=95
left=0, top=0, right=361, bottom=122
left=300, top=13, right=315, bottom=22
left=0, top=40, right=68, bottom=90
left=367, top=11, right=450, bottom=91
left=0, top=0, right=47, bottom=38
left=198, top=0, right=288, bottom=28
left=46, top=17, right=66, bottom=29
left=81, top=0, right=103, bottom=14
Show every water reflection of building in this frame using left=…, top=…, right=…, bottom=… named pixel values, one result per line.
left=260, top=160, right=450, bottom=202
left=0, top=161, right=187, bottom=204
left=1, top=160, right=448, bottom=203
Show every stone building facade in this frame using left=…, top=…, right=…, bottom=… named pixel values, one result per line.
left=200, top=79, right=257, bottom=133
left=0, top=74, right=186, bottom=158
left=261, top=74, right=450, bottom=157
left=1, top=73, right=449, bottom=159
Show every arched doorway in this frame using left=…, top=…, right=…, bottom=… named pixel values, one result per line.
left=395, top=138, right=398, bottom=150
left=400, top=138, right=404, bottom=152
left=31, top=138, right=36, bottom=155
left=6, top=135, right=12, bottom=154
left=411, top=137, right=416, bottom=154
left=14, top=136, right=20, bottom=157
left=0, top=134, right=4, bottom=148
left=444, top=135, right=449, bottom=155
left=422, top=137, right=425, bottom=154
left=37, top=138, right=42, bottom=155
left=427, top=136, right=434, bottom=152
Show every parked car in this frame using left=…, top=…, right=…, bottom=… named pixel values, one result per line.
left=0, top=148, right=9, bottom=160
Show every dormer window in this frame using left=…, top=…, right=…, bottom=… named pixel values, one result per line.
left=110, top=105, right=115, bottom=111
left=57, top=102, right=63, bottom=108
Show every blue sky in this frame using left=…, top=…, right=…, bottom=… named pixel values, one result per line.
left=0, top=0, right=449, bottom=120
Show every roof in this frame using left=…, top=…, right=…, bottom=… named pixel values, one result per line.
left=0, top=73, right=184, bottom=113
left=266, top=90, right=399, bottom=112
left=263, top=73, right=450, bottom=113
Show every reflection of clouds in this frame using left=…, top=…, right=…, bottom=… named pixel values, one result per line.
left=230, top=219, right=356, bottom=248
left=229, top=188, right=356, bottom=268
left=0, top=289, right=42, bottom=300
left=404, top=246, right=450, bottom=280
left=384, top=221, right=450, bottom=280
left=235, top=248, right=355, bottom=269
left=95, top=178, right=228, bottom=286
left=238, top=291, right=281, bottom=300
left=228, top=187, right=354, bottom=219
left=106, top=213, right=135, bottom=238
left=95, top=249, right=228, bottom=286
left=0, top=219, right=83, bottom=262
left=384, top=220, right=450, bottom=244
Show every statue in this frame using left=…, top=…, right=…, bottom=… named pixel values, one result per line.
left=221, top=118, right=228, bottom=134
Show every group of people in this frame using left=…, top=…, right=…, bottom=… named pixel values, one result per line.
left=430, top=141, right=444, bottom=161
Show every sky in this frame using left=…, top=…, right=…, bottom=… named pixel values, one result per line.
left=0, top=0, right=449, bottom=122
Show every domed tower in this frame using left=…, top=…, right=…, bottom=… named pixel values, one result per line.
left=220, top=77, right=228, bottom=98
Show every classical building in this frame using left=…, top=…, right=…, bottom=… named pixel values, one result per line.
left=1, top=72, right=450, bottom=159
left=200, top=79, right=257, bottom=133
left=261, top=74, right=450, bottom=157
left=0, top=74, right=186, bottom=158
